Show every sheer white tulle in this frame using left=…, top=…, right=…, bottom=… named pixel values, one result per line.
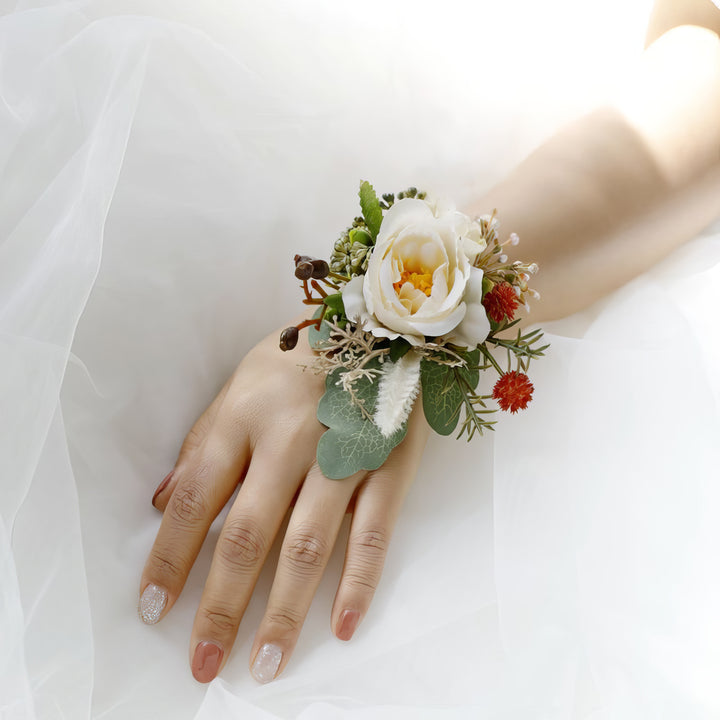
left=3, top=1, right=719, bottom=718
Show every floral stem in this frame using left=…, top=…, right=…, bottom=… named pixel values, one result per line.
left=297, top=316, right=322, bottom=331
left=311, top=280, right=328, bottom=298
left=479, top=344, right=504, bottom=376
left=302, top=279, right=314, bottom=302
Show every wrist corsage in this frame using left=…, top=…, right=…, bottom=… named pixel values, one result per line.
left=280, top=182, right=547, bottom=479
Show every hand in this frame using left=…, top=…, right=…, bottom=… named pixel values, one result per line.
left=139, top=324, right=428, bottom=684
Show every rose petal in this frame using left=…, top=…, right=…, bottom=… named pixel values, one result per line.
left=370, top=324, right=424, bottom=345
left=377, top=198, right=435, bottom=241
left=341, top=275, right=368, bottom=322
left=408, top=302, right=467, bottom=337
left=452, top=266, right=490, bottom=347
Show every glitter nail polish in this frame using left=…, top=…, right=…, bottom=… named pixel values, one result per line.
left=138, top=583, right=167, bottom=624
left=251, top=643, right=282, bottom=684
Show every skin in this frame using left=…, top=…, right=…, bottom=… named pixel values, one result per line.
left=471, top=2, right=720, bottom=324
left=141, top=0, right=720, bottom=685
left=142, top=328, right=429, bottom=683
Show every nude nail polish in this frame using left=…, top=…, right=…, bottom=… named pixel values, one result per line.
left=192, top=641, right=223, bottom=683
left=251, top=643, right=282, bottom=684
left=138, top=583, right=167, bottom=624
left=152, top=471, right=174, bottom=507
left=337, top=609, right=360, bottom=641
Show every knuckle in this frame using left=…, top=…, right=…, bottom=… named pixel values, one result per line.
left=342, top=568, right=378, bottom=594
left=200, top=605, right=238, bottom=634
left=168, top=479, right=210, bottom=526
left=353, top=527, right=389, bottom=558
left=341, top=529, right=389, bottom=591
left=227, top=392, right=260, bottom=430
left=284, top=528, right=328, bottom=576
left=149, top=547, right=186, bottom=583
left=265, top=606, right=303, bottom=634
left=218, top=518, right=267, bottom=571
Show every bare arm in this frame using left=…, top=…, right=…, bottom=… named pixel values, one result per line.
left=646, top=0, right=720, bottom=44
left=468, top=0, right=720, bottom=323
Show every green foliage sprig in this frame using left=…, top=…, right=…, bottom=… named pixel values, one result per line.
left=280, top=181, right=547, bottom=479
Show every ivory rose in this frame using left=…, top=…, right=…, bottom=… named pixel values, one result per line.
left=342, top=198, right=491, bottom=347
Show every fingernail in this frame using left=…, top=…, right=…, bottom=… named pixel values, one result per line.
left=138, top=583, right=167, bottom=624
left=336, top=609, right=360, bottom=641
left=152, top=471, right=174, bottom=507
left=251, top=643, right=282, bottom=684
left=192, top=641, right=224, bottom=683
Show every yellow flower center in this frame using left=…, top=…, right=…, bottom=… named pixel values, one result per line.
left=394, top=270, right=433, bottom=297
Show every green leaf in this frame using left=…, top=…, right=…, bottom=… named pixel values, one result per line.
left=458, top=348, right=481, bottom=390
left=419, top=349, right=481, bottom=435
left=317, top=362, right=408, bottom=480
left=348, top=227, right=373, bottom=246
left=359, top=181, right=383, bottom=239
left=420, top=360, right=464, bottom=435
left=388, top=338, right=412, bottom=363
left=481, top=276, right=494, bottom=298
left=308, top=307, right=330, bottom=350
left=323, top=292, right=345, bottom=320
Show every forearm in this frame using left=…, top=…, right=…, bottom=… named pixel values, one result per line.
left=467, top=22, right=720, bottom=323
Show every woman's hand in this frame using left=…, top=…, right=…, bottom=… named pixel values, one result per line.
left=139, top=324, right=428, bottom=684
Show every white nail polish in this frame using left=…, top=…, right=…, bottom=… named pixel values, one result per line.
left=138, top=583, right=167, bottom=624
left=251, top=643, right=282, bottom=683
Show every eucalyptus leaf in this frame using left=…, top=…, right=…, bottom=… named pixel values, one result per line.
left=359, top=181, right=383, bottom=239
left=317, top=362, right=407, bottom=480
left=308, top=307, right=330, bottom=350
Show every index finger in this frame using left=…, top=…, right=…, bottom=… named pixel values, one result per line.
left=138, top=403, right=251, bottom=624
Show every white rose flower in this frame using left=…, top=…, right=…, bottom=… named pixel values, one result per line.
left=342, top=198, right=491, bottom=347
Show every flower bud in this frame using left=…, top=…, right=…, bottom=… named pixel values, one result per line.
left=279, top=326, right=299, bottom=351
left=294, top=254, right=313, bottom=266
left=311, top=259, right=330, bottom=279
left=295, top=261, right=314, bottom=280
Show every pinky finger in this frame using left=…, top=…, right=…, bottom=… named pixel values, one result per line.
left=331, top=427, right=424, bottom=641
left=152, top=376, right=233, bottom=511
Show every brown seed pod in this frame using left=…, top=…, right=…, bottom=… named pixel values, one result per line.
left=279, top=326, right=299, bottom=351
left=310, top=259, right=330, bottom=279
left=294, top=261, right=314, bottom=280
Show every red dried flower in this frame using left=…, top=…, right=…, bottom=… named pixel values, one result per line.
left=493, top=371, right=534, bottom=413
left=482, top=282, right=519, bottom=323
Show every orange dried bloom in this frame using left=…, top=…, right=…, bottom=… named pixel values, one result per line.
left=493, top=371, right=534, bottom=413
left=482, top=282, right=519, bottom=323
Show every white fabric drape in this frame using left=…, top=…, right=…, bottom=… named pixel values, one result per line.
left=5, top=1, right=720, bottom=718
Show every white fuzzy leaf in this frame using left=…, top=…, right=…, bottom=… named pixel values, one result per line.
left=374, top=351, right=422, bottom=437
